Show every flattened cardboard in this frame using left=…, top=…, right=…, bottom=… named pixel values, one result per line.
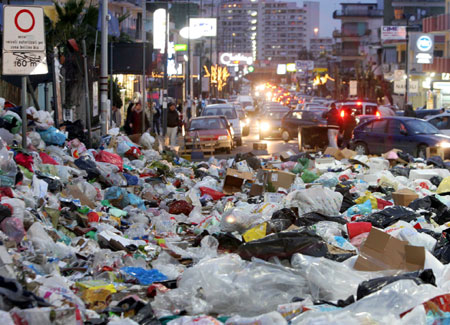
left=223, top=168, right=253, bottom=195
left=280, top=150, right=296, bottom=161
left=427, top=146, right=445, bottom=160
left=392, top=188, right=419, bottom=207
left=63, top=185, right=96, bottom=209
left=324, top=147, right=356, bottom=160
left=354, top=228, right=425, bottom=272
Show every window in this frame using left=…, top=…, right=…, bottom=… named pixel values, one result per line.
left=429, top=116, right=449, bottom=130
left=388, top=120, right=406, bottom=135
left=366, top=105, right=378, bottom=115
left=369, top=119, right=388, bottom=133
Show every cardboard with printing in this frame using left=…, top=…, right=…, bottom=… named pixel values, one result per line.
left=280, top=150, right=296, bottom=161
left=392, top=188, right=419, bottom=206
left=223, top=168, right=253, bottom=195
left=354, top=228, right=425, bottom=272
left=269, top=170, right=296, bottom=190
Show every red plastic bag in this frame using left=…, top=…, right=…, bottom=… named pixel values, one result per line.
left=169, top=200, right=194, bottom=215
left=15, top=152, right=33, bottom=172
left=0, top=187, right=14, bottom=199
left=346, top=222, right=372, bottom=239
left=376, top=198, right=393, bottom=210
left=95, top=150, right=123, bottom=172
left=39, top=152, right=59, bottom=165
left=199, top=187, right=225, bottom=200
left=125, top=147, right=142, bottom=160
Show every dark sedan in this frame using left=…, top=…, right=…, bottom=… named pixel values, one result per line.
left=351, top=116, right=450, bottom=158
left=258, top=109, right=290, bottom=140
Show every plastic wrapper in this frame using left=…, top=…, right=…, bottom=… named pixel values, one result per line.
left=120, top=267, right=168, bottom=285
left=1, top=217, right=25, bottom=243
left=284, top=187, right=343, bottom=216
left=1, top=197, right=25, bottom=220
left=314, top=173, right=339, bottom=188
left=151, top=254, right=309, bottom=317
left=139, top=132, right=155, bottom=149
left=384, top=221, right=437, bottom=252
left=165, top=236, right=219, bottom=263
left=225, top=311, right=287, bottom=325
left=95, top=150, right=124, bottom=172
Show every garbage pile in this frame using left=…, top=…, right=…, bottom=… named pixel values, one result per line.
left=2, top=118, right=450, bottom=324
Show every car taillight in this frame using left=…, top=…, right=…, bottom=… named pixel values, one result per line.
left=376, top=111, right=381, bottom=118
left=357, top=101, right=362, bottom=106
left=340, top=110, right=345, bottom=118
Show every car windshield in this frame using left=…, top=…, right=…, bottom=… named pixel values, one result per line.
left=204, top=107, right=237, bottom=119
left=404, top=120, right=440, bottom=134
left=189, top=118, right=224, bottom=130
left=267, top=111, right=287, bottom=119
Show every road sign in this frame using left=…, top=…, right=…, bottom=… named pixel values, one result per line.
left=295, top=60, right=314, bottom=72
left=2, top=5, right=48, bottom=75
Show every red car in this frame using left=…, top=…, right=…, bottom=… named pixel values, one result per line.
left=185, top=116, right=233, bottom=153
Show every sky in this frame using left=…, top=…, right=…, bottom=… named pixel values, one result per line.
left=284, top=0, right=377, bottom=38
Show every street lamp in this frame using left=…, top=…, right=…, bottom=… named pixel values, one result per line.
left=314, top=27, right=319, bottom=37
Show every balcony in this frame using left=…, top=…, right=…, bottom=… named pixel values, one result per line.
left=423, top=13, right=450, bottom=33
left=333, top=30, right=371, bottom=38
left=333, top=8, right=383, bottom=19
left=423, top=57, right=450, bottom=73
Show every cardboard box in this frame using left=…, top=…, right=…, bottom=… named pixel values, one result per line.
left=427, top=146, right=445, bottom=159
left=62, top=185, right=96, bottom=209
left=223, top=168, right=253, bottom=195
left=280, top=150, right=296, bottom=161
left=392, top=188, right=419, bottom=206
left=268, top=170, right=296, bottom=190
left=324, top=147, right=356, bottom=160
left=253, top=142, right=268, bottom=150
left=354, top=228, right=425, bottom=272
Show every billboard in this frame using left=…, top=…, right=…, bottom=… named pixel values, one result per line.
left=410, top=33, right=434, bottom=64
left=381, top=26, right=406, bottom=40
left=219, top=53, right=253, bottom=66
left=189, top=18, right=217, bottom=37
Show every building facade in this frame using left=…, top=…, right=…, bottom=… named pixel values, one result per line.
left=310, top=37, right=334, bottom=59
left=303, top=1, right=320, bottom=49
left=333, top=3, right=383, bottom=71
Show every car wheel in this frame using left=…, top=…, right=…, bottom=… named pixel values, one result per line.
left=417, top=144, right=427, bottom=159
left=281, top=130, right=290, bottom=142
left=236, top=138, right=243, bottom=146
left=354, top=142, right=368, bottom=155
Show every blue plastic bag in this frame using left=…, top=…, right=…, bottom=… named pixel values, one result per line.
left=104, top=186, right=130, bottom=208
left=346, top=199, right=372, bottom=217
left=38, top=127, right=67, bottom=146
left=124, top=173, right=139, bottom=186
left=128, top=193, right=145, bottom=210
left=120, top=267, right=167, bottom=285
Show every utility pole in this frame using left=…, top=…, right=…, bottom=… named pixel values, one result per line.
left=162, top=3, right=169, bottom=136
left=100, top=0, right=109, bottom=135
left=142, top=0, right=148, bottom=133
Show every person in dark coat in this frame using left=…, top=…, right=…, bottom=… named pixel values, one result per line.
left=322, top=103, right=341, bottom=148
left=404, top=104, right=416, bottom=117
left=124, top=101, right=149, bottom=135
left=166, top=102, right=180, bottom=147
left=340, top=107, right=357, bottom=149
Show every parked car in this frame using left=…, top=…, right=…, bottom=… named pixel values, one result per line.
left=201, top=104, right=243, bottom=146
left=427, top=113, right=450, bottom=136
left=415, top=108, right=444, bottom=119
left=351, top=116, right=450, bottom=158
left=185, top=116, right=233, bottom=154
left=235, top=106, right=250, bottom=136
left=336, top=100, right=379, bottom=116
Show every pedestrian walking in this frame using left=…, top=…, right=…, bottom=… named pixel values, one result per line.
left=152, top=102, right=161, bottom=135
left=166, top=102, right=180, bottom=147
left=340, top=107, right=357, bottom=149
left=124, top=101, right=149, bottom=135
left=111, top=104, right=122, bottom=128
left=322, top=103, right=340, bottom=148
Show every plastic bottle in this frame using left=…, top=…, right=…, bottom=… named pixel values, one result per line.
left=0, top=143, right=17, bottom=187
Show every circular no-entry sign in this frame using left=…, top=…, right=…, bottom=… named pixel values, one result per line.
left=14, top=9, right=35, bottom=33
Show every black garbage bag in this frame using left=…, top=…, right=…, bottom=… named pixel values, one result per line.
left=295, top=212, right=347, bottom=227
left=433, top=228, right=450, bottom=264
left=35, top=171, right=62, bottom=193
left=314, top=295, right=355, bottom=308
left=335, top=185, right=357, bottom=213
left=397, top=151, right=414, bottom=163
left=74, top=156, right=101, bottom=180
left=427, top=156, right=446, bottom=169
left=213, top=232, right=243, bottom=251
left=409, top=195, right=450, bottom=225
left=0, top=204, right=12, bottom=223
left=272, top=208, right=297, bottom=224
left=356, top=269, right=436, bottom=300
left=133, top=303, right=161, bottom=325
left=235, top=152, right=262, bottom=170
left=237, top=230, right=328, bottom=260
left=430, top=176, right=444, bottom=187
left=267, top=219, right=294, bottom=233
left=358, top=206, right=419, bottom=228
left=62, top=120, right=87, bottom=143
left=389, top=166, right=410, bottom=178
left=0, top=275, right=50, bottom=309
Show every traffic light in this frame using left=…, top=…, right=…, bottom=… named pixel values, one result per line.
left=248, top=65, right=255, bottom=73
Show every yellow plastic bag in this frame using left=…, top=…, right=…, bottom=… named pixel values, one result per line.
left=243, top=222, right=267, bottom=242
left=355, top=191, right=378, bottom=210
left=437, top=177, right=450, bottom=194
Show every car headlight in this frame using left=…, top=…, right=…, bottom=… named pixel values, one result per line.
left=260, top=121, right=270, bottom=131
left=439, top=142, right=450, bottom=148
left=245, top=118, right=250, bottom=125
left=218, top=135, right=229, bottom=141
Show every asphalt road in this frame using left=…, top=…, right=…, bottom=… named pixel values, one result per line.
left=216, top=124, right=300, bottom=159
